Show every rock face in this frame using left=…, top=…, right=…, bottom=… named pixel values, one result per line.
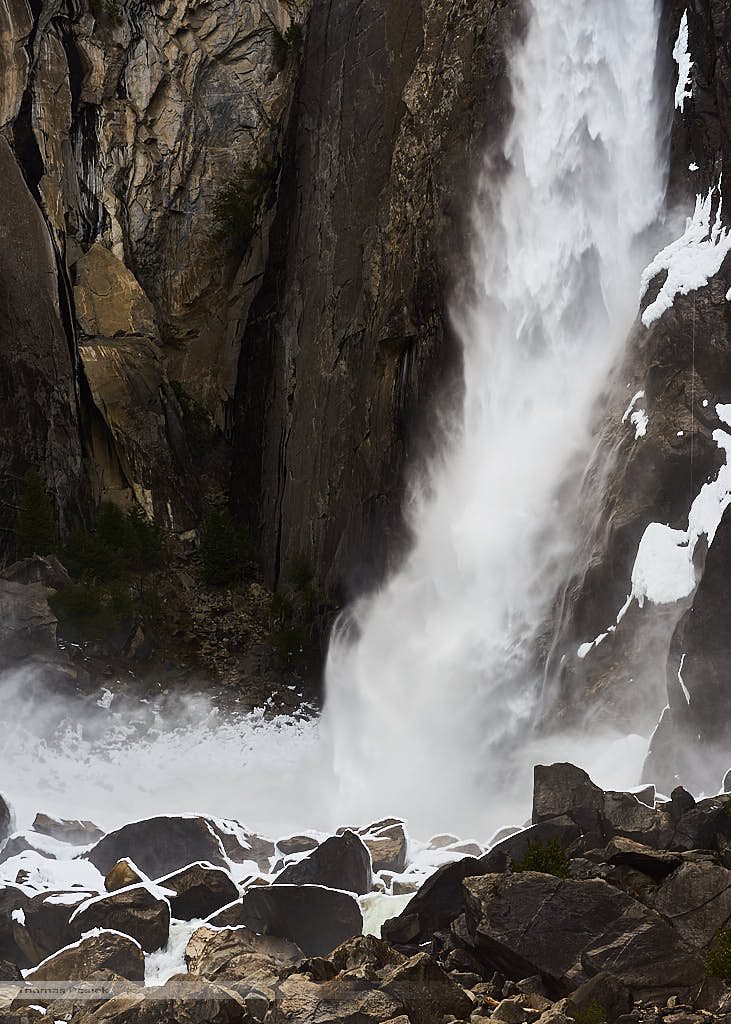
left=0, top=0, right=308, bottom=551
left=231, top=0, right=521, bottom=591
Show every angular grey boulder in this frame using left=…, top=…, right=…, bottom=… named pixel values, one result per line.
left=85, top=815, right=229, bottom=877
left=158, top=862, right=239, bottom=921
left=461, top=872, right=704, bottom=999
left=275, top=830, right=372, bottom=894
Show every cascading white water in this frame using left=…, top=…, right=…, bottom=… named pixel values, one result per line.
left=323, top=0, right=669, bottom=838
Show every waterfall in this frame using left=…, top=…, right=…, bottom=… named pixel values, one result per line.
left=323, top=0, right=669, bottom=838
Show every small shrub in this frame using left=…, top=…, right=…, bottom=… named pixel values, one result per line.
left=705, top=927, right=731, bottom=983
left=211, top=160, right=275, bottom=252
left=199, top=508, right=250, bottom=585
left=49, top=582, right=122, bottom=637
left=65, top=503, right=165, bottom=581
left=270, top=624, right=315, bottom=669
left=15, top=470, right=57, bottom=558
left=513, top=838, right=571, bottom=879
left=171, top=382, right=218, bottom=457
left=573, top=1004, right=608, bottom=1024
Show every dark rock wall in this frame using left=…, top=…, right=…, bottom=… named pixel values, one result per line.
left=231, top=0, right=521, bottom=594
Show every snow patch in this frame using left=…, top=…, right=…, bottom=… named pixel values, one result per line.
left=678, top=653, right=691, bottom=705
left=689, top=163, right=699, bottom=172
left=11, top=908, right=25, bottom=925
left=622, top=391, right=648, bottom=438
left=145, top=918, right=202, bottom=986
left=673, top=11, right=693, bottom=111
left=640, top=187, right=731, bottom=326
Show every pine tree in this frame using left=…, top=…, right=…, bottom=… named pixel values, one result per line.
left=16, top=469, right=56, bottom=558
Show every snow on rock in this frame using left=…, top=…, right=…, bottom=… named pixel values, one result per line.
left=0, top=848, right=105, bottom=894
left=673, top=11, right=693, bottom=111
left=622, top=391, right=648, bottom=439
left=640, top=187, right=731, bottom=327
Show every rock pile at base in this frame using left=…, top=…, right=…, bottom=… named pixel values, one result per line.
left=0, top=765, right=730, bottom=1023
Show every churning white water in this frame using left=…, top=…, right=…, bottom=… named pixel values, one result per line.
left=1, top=0, right=671, bottom=844
left=323, top=0, right=669, bottom=836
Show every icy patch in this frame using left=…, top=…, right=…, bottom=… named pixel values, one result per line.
left=360, top=893, right=414, bottom=938
left=577, top=632, right=608, bottom=660
left=673, top=11, right=693, bottom=111
left=689, top=163, right=699, bottom=172
left=145, top=918, right=202, bottom=986
left=640, top=187, right=731, bottom=326
left=11, top=908, right=25, bottom=925
left=622, top=391, right=648, bottom=438
left=678, top=653, right=691, bottom=705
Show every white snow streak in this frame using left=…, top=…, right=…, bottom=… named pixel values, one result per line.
left=640, top=187, right=731, bottom=327
left=673, top=11, right=693, bottom=111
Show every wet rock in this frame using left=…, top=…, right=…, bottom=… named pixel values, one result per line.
left=275, top=830, right=372, bottom=894
left=238, top=883, right=363, bottom=957
left=25, top=929, right=145, bottom=982
left=105, top=859, right=145, bottom=893
left=461, top=872, right=704, bottom=998
left=158, top=862, right=239, bottom=920
left=70, top=884, right=170, bottom=953
left=652, top=861, right=731, bottom=948
left=85, top=815, right=229, bottom=877
left=32, top=813, right=103, bottom=847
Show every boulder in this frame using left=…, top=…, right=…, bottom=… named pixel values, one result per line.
left=157, top=862, right=239, bottom=920
left=70, top=884, right=170, bottom=953
left=0, top=885, right=30, bottom=967
left=379, top=951, right=473, bottom=1024
left=652, top=861, right=731, bottom=949
left=461, top=872, right=704, bottom=998
left=602, top=792, right=670, bottom=847
left=382, top=818, right=580, bottom=946
left=105, top=859, right=145, bottom=892
left=277, top=835, right=320, bottom=857
left=32, top=813, right=103, bottom=846
left=669, top=787, right=697, bottom=822
left=186, top=924, right=302, bottom=986
left=25, top=930, right=145, bottom=982
left=724, top=770, right=731, bottom=794
left=604, top=837, right=683, bottom=881
left=363, top=822, right=408, bottom=874
left=0, top=579, right=57, bottom=662
left=565, top=972, right=633, bottom=1022
left=12, top=889, right=96, bottom=966
left=2, top=556, right=71, bottom=591
left=275, top=830, right=372, bottom=894
left=85, top=815, right=229, bottom=877
left=382, top=857, right=483, bottom=945
left=0, top=958, right=21, bottom=981
left=275, top=969, right=403, bottom=1024
left=532, top=764, right=605, bottom=838
left=0, top=830, right=60, bottom=864
left=238, top=884, right=363, bottom=957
